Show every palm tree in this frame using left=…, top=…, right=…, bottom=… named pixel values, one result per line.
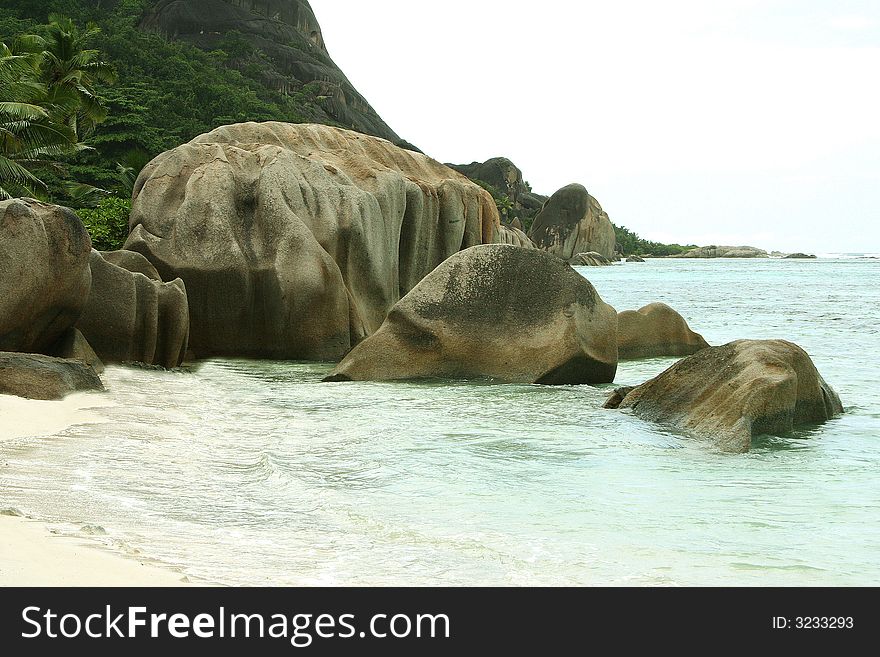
left=0, top=43, right=83, bottom=199
left=29, top=14, right=117, bottom=140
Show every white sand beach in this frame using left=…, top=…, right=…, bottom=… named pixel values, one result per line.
left=0, top=391, right=113, bottom=441
left=0, top=515, right=191, bottom=586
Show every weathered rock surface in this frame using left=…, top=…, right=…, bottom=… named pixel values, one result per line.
left=529, top=184, right=616, bottom=260
left=569, top=252, right=613, bottom=266
left=0, top=352, right=104, bottom=401
left=605, top=340, right=843, bottom=452
left=494, top=225, right=535, bottom=249
left=676, top=245, right=768, bottom=258
left=617, top=303, right=709, bottom=359
left=101, top=250, right=163, bottom=280
left=626, top=255, right=645, bottom=263
left=140, top=0, right=408, bottom=148
left=125, top=122, right=500, bottom=360
left=0, top=199, right=92, bottom=354
left=324, top=244, right=618, bottom=384
left=47, top=327, right=104, bottom=374
left=76, top=251, right=190, bottom=368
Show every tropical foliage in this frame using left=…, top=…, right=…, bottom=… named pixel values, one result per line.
left=613, top=224, right=695, bottom=257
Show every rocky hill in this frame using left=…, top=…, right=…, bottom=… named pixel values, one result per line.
left=140, top=0, right=413, bottom=149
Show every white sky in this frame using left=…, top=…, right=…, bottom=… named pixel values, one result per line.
left=317, top=0, right=880, bottom=252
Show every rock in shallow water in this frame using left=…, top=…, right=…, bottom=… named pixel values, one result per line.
left=0, top=352, right=104, bottom=401
left=617, top=303, right=709, bottom=359
left=325, top=244, right=618, bottom=384
left=604, top=339, right=843, bottom=452
left=529, top=184, right=616, bottom=261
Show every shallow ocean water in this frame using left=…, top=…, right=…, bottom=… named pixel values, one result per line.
left=1, top=257, right=879, bottom=586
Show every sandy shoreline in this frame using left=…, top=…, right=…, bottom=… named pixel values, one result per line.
left=0, top=391, right=200, bottom=587
left=0, top=391, right=113, bottom=442
left=0, top=515, right=195, bottom=587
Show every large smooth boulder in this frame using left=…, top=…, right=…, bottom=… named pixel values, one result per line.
left=324, top=244, right=618, bottom=384
left=528, top=184, right=616, bottom=261
left=125, top=122, right=500, bottom=360
left=617, top=303, right=709, bottom=359
left=0, top=352, right=104, bottom=401
left=76, top=251, right=189, bottom=368
left=0, top=199, right=92, bottom=353
left=605, top=340, right=843, bottom=452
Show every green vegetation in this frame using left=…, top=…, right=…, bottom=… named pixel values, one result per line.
left=76, top=195, right=129, bottom=250
left=613, top=224, right=695, bottom=257
left=0, top=0, right=331, bottom=248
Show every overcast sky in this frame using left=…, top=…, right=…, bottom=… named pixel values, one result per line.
left=318, top=0, right=879, bottom=253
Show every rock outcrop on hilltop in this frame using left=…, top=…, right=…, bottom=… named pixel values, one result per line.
left=0, top=199, right=93, bottom=354
left=605, top=340, right=843, bottom=452
left=324, top=245, right=618, bottom=384
left=676, top=245, right=768, bottom=258
left=616, top=303, right=709, bottom=359
left=0, top=352, right=104, bottom=401
left=448, top=157, right=547, bottom=218
left=140, top=0, right=409, bottom=148
left=125, top=122, right=502, bottom=360
left=76, top=251, right=190, bottom=369
left=528, top=184, right=616, bottom=261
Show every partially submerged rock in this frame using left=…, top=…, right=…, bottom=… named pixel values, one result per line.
left=0, top=199, right=92, bottom=354
left=784, top=253, right=817, bottom=259
left=529, top=184, right=616, bottom=261
left=569, top=252, right=613, bottom=266
left=626, top=255, right=645, bottom=263
left=325, top=244, right=618, bottom=384
left=76, top=251, right=189, bottom=369
left=126, top=122, right=500, bottom=360
left=0, top=352, right=104, bottom=401
left=617, top=303, right=709, bottom=359
left=605, top=340, right=843, bottom=452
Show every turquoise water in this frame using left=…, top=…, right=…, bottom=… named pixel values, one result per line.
left=1, top=258, right=879, bottom=585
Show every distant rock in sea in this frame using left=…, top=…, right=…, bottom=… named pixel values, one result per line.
left=784, top=253, right=817, bottom=259
left=626, top=255, right=646, bottom=263
left=675, top=245, right=768, bottom=258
